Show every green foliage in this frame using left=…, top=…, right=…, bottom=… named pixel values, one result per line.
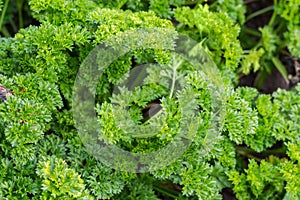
left=210, top=0, right=246, bottom=24
left=29, top=0, right=97, bottom=25
left=229, top=157, right=286, bottom=200
left=240, top=48, right=265, bottom=74
left=240, top=24, right=286, bottom=81
left=0, top=0, right=174, bottom=105
left=275, top=0, right=300, bottom=59
left=95, top=57, right=200, bottom=151
left=148, top=0, right=184, bottom=19
left=94, top=0, right=185, bottom=19
left=223, top=84, right=300, bottom=152
left=180, top=162, right=221, bottom=199
left=260, top=26, right=278, bottom=57
left=272, top=85, right=300, bottom=142
left=223, top=88, right=258, bottom=145
left=228, top=85, right=300, bottom=199
left=0, top=73, right=61, bottom=166
left=230, top=157, right=300, bottom=200
left=83, top=162, right=129, bottom=199
left=250, top=94, right=279, bottom=151
left=95, top=0, right=246, bottom=22
left=0, top=158, right=40, bottom=200
left=0, top=0, right=175, bottom=199
left=280, top=162, right=300, bottom=199
left=284, top=25, right=300, bottom=57
left=112, top=174, right=159, bottom=200
left=36, top=156, right=90, bottom=199
left=286, top=140, right=300, bottom=163
left=1, top=0, right=300, bottom=199
left=175, top=4, right=243, bottom=71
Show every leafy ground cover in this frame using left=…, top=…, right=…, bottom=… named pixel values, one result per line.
left=0, top=0, right=299, bottom=199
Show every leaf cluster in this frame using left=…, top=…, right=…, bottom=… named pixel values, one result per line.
left=175, top=4, right=243, bottom=72
left=229, top=157, right=300, bottom=200
left=93, top=0, right=185, bottom=19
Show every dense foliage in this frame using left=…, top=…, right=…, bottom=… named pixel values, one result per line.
left=0, top=0, right=299, bottom=199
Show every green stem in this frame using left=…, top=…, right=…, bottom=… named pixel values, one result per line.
left=236, top=146, right=287, bottom=154
left=255, top=70, right=268, bottom=89
left=268, top=0, right=277, bottom=26
left=253, top=40, right=262, bottom=51
left=237, top=150, right=261, bottom=162
left=117, top=0, right=128, bottom=9
left=9, top=18, right=17, bottom=32
left=153, top=185, right=179, bottom=199
left=169, top=67, right=177, bottom=98
left=271, top=56, right=289, bottom=84
left=244, top=0, right=260, bottom=4
left=246, top=5, right=274, bottom=22
left=275, top=21, right=286, bottom=34
left=1, top=25, right=11, bottom=37
left=182, top=0, right=199, bottom=6
left=142, top=56, right=185, bottom=128
left=0, top=0, right=9, bottom=33
left=169, top=57, right=182, bottom=98
left=242, top=27, right=261, bottom=37
left=16, top=0, right=24, bottom=29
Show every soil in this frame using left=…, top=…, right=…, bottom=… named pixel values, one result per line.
left=239, top=53, right=300, bottom=94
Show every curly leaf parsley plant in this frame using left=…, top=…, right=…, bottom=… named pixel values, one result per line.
left=0, top=0, right=300, bottom=199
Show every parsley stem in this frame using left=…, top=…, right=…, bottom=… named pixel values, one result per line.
left=271, top=56, right=289, bottom=84
left=169, top=66, right=177, bottom=98
left=237, top=150, right=261, bottom=162
left=0, top=0, right=9, bottom=33
left=268, top=0, right=278, bottom=26
left=153, top=185, right=179, bottom=199
left=236, top=146, right=287, bottom=154
left=16, top=0, right=24, bottom=29
left=246, top=5, right=274, bottom=22
left=244, top=0, right=260, bottom=4
left=169, top=56, right=183, bottom=98
left=1, top=25, right=10, bottom=37
left=242, top=27, right=261, bottom=37
left=9, top=18, right=17, bottom=32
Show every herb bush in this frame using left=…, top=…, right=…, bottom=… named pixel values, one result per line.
left=0, top=0, right=299, bottom=199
